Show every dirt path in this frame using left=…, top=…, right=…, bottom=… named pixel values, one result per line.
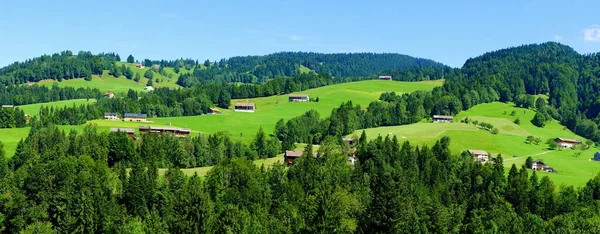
left=505, top=150, right=551, bottom=161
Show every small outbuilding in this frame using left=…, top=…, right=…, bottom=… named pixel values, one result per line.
left=1, top=105, right=14, bottom=109
left=289, top=94, right=310, bottom=102
left=104, top=92, right=115, bottom=99
left=234, top=102, right=256, bottom=112
left=284, top=150, right=318, bottom=165
left=110, top=128, right=136, bottom=139
left=378, top=75, right=393, bottom=81
left=468, top=149, right=489, bottom=163
left=145, top=86, right=154, bottom=91
left=433, top=115, right=454, bottom=123
left=208, top=108, right=222, bottom=114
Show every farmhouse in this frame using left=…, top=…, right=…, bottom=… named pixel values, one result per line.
left=104, top=112, right=119, bottom=120
left=1, top=105, right=14, bottom=109
left=234, top=102, right=256, bottom=112
left=289, top=94, right=310, bottom=102
left=208, top=108, right=221, bottom=114
left=343, top=137, right=356, bottom=147
left=123, top=113, right=148, bottom=122
left=284, top=150, right=318, bottom=165
left=135, top=64, right=145, bottom=69
left=139, top=126, right=191, bottom=137
left=110, top=128, right=136, bottom=139
left=145, top=86, right=154, bottom=91
left=531, top=160, right=546, bottom=171
left=433, top=115, right=454, bottom=123
left=594, top=152, right=600, bottom=161
left=554, top=138, right=582, bottom=149
left=378, top=75, right=393, bottom=80
left=468, top=150, right=489, bottom=163
left=103, top=92, right=115, bottom=99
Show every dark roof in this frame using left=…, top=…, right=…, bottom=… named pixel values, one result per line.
left=235, top=102, right=255, bottom=107
left=289, top=94, right=309, bottom=98
left=433, top=115, right=454, bottom=119
left=124, top=113, right=147, bottom=118
left=110, top=128, right=135, bottom=133
left=104, top=112, right=118, bottom=116
left=139, top=126, right=191, bottom=133
left=285, top=150, right=318, bottom=158
left=555, top=138, right=582, bottom=143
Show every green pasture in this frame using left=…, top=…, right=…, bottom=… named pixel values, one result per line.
left=102, top=79, right=443, bottom=143
left=353, top=102, right=599, bottom=187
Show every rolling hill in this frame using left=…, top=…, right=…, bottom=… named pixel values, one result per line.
left=352, top=102, right=599, bottom=187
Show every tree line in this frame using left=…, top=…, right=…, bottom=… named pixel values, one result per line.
left=0, top=50, right=119, bottom=85
left=2, top=125, right=600, bottom=232
left=0, top=83, right=101, bottom=106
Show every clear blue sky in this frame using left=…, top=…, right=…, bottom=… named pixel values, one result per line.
left=1, top=0, right=600, bottom=68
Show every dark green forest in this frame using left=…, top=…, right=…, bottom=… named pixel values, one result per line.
left=2, top=125, right=600, bottom=233
left=181, top=52, right=447, bottom=84
left=0, top=51, right=119, bottom=85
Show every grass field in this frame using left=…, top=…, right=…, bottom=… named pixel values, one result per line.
left=352, top=102, right=600, bottom=187
left=18, top=99, right=97, bottom=116
left=83, top=79, right=443, bottom=143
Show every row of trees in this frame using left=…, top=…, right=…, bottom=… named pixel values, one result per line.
left=0, top=50, right=119, bottom=85
left=3, top=125, right=600, bottom=232
left=0, top=83, right=101, bottom=106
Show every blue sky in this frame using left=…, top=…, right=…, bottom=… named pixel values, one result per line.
left=1, top=0, right=600, bottom=67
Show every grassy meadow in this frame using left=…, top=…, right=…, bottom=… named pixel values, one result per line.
left=352, top=102, right=600, bottom=187
left=86, top=79, right=443, bottom=143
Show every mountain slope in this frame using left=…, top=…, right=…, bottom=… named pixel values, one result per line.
left=442, top=42, right=600, bottom=142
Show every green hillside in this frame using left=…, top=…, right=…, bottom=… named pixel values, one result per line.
left=35, top=62, right=187, bottom=93
left=353, top=102, right=599, bottom=187
left=80, top=80, right=442, bottom=142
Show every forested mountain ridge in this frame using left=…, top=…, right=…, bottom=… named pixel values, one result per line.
left=442, top=42, right=600, bottom=141
left=183, top=52, right=448, bottom=84
left=0, top=50, right=449, bottom=86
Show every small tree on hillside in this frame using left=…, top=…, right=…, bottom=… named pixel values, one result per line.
left=546, top=138, right=558, bottom=150
left=134, top=73, right=141, bottom=82
left=531, top=112, right=547, bottom=127
left=510, top=110, right=516, bottom=116
left=144, top=69, right=154, bottom=79
left=525, top=157, right=533, bottom=169
left=526, top=135, right=535, bottom=144
left=491, top=128, right=499, bottom=135
left=146, top=79, right=153, bottom=87
left=514, top=117, right=521, bottom=125
left=127, top=55, right=135, bottom=63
